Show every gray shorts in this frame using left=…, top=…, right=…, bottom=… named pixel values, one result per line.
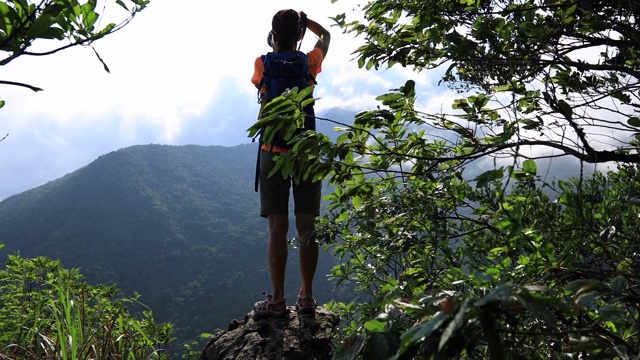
left=259, top=150, right=321, bottom=218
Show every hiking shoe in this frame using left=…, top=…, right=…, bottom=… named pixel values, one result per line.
left=295, top=294, right=317, bottom=315
left=254, top=292, right=289, bottom=319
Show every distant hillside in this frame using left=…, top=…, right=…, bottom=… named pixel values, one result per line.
left=0, top=144, right=350, bottom=351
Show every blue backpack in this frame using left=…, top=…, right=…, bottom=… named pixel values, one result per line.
left=257, top=51, right=317, bottom=148
left=254, top=51, right=317, bottom=192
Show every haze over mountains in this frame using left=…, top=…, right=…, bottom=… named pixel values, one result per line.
left=0, top=143, right=349, bottom=349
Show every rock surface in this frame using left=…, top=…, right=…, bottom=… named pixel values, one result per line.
left=198, top=306, right=340, bottom=360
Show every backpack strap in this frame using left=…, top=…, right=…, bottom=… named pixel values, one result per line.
left=257, top=55, right=268, bottom=104
left=254, top=143, right=261, bottom=192
left=253, top=99, right=267, bottom=192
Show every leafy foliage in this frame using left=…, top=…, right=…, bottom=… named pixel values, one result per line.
left=248, top=85, right=316, bottom=149
left=331, top=0, right=640, bottom=164
left=0, top=255, right=172, bottom=359
left=0, top=0, right=149, bottom=92
left=248, top=0, right=640, bottom=358
left=302, top=102, right=639, bottom=357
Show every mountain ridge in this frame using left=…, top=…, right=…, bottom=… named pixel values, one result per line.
left=0, top=143, right=345, bottom=350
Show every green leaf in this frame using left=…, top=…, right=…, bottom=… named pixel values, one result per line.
left=522, top=159, right=537, bottom=175
left=301, top=97, right=315, bottom=109
left=336, top=211, right=350, bottom=223
left=401, top=79, right=416, bottom=97
left=352, top=195, right=362, bottom=210
left=0, top=100, right=5, bottom=109
left=611, top=91, right=632, bottom=104
left=476, top=283, right=513, bottom=308
left=474, top=168, right=504, bottom=187
left=489, top=246, right=508, bottom=255
left=570, top=279, right=610, bottom=308
left=516, top=293, right=559, bottom=330
left=398, top=312, right=449, bottom=355
left=262, top=97, right=296, bottom=114
left=364, top=319, right=386, bottom=332
left=471, top=93, right=490, bottom=109
left=362, top=333, right=392, bottom=360
left=91, top=47, right=110, bottom=73
left=628, top=117, right=640, bottom=127
left=478, top=310, right=503, bottom=360
left=484, top=267, right=501, bottom=276
left=116, top=0, right=129, bottom=11
left=610, top=276, right=627, bottom=294
left=439, top=297, right=471, bottom=350
left=335, top=334, right=366, bottom=360
left=13, top=0, right=29, bottom=10
left=296, top=84, right=315, bottom=101
left=557, top=100, right=573, bottom=118
left=376, top=92, right=404, bottom=107
left=512, top=170, right=530, bottom=181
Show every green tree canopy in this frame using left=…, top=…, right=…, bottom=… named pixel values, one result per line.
left=333, top=0, right=640, bottom=165
left=0, top=0, right=149, bottom=98
left=251, top=0, right=640, bottom=358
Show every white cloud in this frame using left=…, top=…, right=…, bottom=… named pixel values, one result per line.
left=0, top=0, right=448, bottom=200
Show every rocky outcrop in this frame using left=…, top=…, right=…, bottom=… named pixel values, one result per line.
left=198, top=307, right=340, bottom=360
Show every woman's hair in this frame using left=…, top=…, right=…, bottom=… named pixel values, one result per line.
left=271, top=9, right=305, bottom=47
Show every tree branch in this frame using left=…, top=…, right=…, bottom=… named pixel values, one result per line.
left=477, top=140, right=640, bottom=164
left=0, top=80, right=43, bottom=92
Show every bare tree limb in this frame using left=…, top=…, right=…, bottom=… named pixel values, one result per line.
left=0, top=80, right=43, bottom=92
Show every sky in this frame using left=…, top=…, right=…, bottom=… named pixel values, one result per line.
left=1, top=0, right=445, bottom=200
left=0, top=0, right=609, bottom=201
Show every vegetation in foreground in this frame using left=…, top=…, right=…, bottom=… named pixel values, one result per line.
left=3, top=0, right=640, bottom=358
left=0, top=255, right=173, bottom=359
left=253, top=0, right=640, bottom=358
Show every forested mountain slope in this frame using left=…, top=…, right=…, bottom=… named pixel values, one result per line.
left=0, top=143, right=344, bottom=348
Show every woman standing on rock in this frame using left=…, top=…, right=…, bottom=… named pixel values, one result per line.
left=250, top=9, right=331, bottom=318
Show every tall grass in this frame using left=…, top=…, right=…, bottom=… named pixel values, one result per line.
left=0, top=255, right=174, bottom=359
left=50, top=283, right=85, bottom=360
